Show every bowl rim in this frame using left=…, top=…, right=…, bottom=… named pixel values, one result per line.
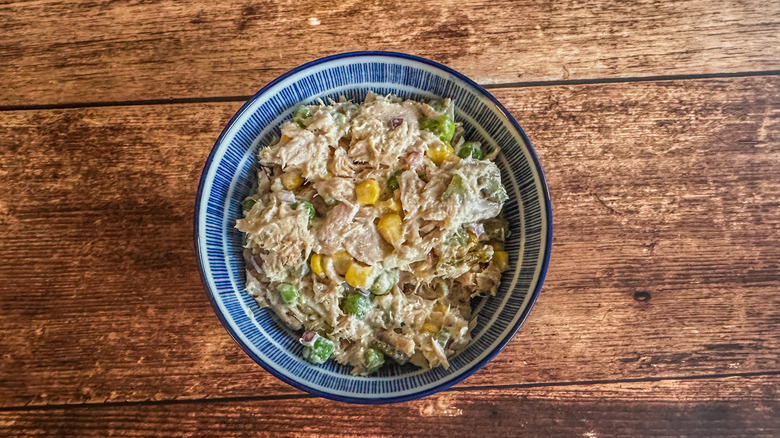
left=194, top=51, right=553, bottom=404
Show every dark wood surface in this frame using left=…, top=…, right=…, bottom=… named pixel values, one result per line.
left=1, top=0, right=778, bottom=436
left=2, top=376, right=779, bottom=437
left=1, top=0, right=779, bottom=106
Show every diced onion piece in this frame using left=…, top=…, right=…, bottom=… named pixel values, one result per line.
left=299, top=331, right=319, bottom=347
left=464, top=223, right=485, bottom=238
left=277, top=190, right=296, bottom=204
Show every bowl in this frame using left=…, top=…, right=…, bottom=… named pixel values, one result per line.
left=194, top=51, right=552, bottom=404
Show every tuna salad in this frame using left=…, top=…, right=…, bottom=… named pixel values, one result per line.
left=236, top=92, right=510, bottom=375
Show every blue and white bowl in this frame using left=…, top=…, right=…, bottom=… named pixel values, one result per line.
left=194, top=52, right=552, bottom=404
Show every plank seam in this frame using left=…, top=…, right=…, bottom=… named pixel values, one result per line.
left=2, top=370, right=778, bottom=412
left=0, top=70, right=778, bottom=112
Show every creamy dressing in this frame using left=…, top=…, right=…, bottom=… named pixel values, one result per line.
left=236, top=92, right=509, bottom=375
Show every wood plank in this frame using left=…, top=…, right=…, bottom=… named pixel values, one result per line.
left=1, top=0, right=779, bottom=106
left=1, top=375, right=778, bottom=437
left=0, top=76, right=778, bottom=407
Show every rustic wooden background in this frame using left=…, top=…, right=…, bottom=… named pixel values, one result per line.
left=1, top=0, right=779, bottom=436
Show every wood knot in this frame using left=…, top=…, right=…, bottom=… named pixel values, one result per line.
left=633, top=291, right=651, bottom=302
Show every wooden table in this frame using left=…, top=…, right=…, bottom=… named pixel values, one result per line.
left=1, top=1, right=778, bottom=436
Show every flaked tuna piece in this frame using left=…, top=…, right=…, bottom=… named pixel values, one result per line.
left=313, top=177, right=354, bottom=204
left=236, top=192, right=314, bottom=283
left=399, top=170, right=424, bottom=218
left=404, top=148, right=424, bottom=170
left=474, top=261, right=503, bottom=296
left=418, top=177, right=452, bottom=222
left=316, top=201, right=359, bottom=254
left=348, top=93, right=423, bottom=168
left=328, top=147, right=355, bottom=177
left=259, top=124, right=330, bottom=179
left=344, top=216, right=387, bottom=265
left=377, top=330, right=415, bottom=358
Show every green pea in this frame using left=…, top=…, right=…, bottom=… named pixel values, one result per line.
left=342, top=292, right=371, bottom=319
left=386, top=169, right=405, bottom=192
left=419, top=118, right=439, bottom=132
left=435, top=330, right=451, bottom=349
left=293, top=106, right=312, bottom=127
left=277, top=283, right=299, bottom=305
left=242, top=198, right=256, bottom=211
left=364, top=348, right=385, bottom=373
left=446, top=228, right=468, bottom=246
left=292, top=201, right=316, bottom=224
left=444, top=174, right=466, bottom=201
left=420, top=115, right=456, bottom=143
left=457, top=141, right=484, bottom=160
left=438, top=116, right=455, bottom=143
left=370, top=271, right=397, bottom=295
left=303, top=336, right=334, bottom=364
left=371, top=340, right=410, bottom=365
left=481, top=175, right=508, bottom=204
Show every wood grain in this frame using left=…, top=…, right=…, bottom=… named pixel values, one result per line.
left=1, top=375, right=778, bottom=437
left=1, top=0, right=779, bottom=106
left=0, top=76, right=778, bottom=408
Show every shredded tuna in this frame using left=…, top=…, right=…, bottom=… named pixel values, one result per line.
left=316, top=201, right=359, bottom=254
left=405, top=149, right=424, bottom=170
left=313, top=178, right=354, bottom=203
left=236, top=92, right=510, bottom=375
left=328, top=147, right=355, bottom=177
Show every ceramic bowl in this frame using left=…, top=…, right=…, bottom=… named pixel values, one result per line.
left=194, top=51, right=552, bottom=404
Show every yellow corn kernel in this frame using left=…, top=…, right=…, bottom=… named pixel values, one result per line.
left=310, top=253, right=325, bottom=277
left=467, top=231, right=479, bottom=246
left=379, top=197, right=401, bottom=213
left=433, top=302, right=449, bottom=315
left=377, top=213, right=404, bottom=245
left=421, top=321, right=440, bottom=334
left=489, top=241, right=504, bottom=252
left=355, top=179, right=380, bottom=205
left=331, top=251, right=353, bottom=276
left=345, top=262, right=373, bottom=289
left=280, top=171, right=304, bottom=190
left=280, top=134, right=293, bottom=143
left=426, top=142, right=454, bottom=166
left=493, top=250, right=509, bottom=272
